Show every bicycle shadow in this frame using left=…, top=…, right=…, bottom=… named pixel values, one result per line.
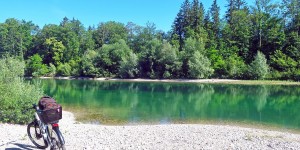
left=4, top=143, right=38, bottom=150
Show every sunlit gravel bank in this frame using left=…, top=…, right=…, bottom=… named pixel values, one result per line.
left=1, top=111, right=300, bottom=149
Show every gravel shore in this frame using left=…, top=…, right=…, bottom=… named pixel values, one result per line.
left=1, top=111, right=300, bottom=150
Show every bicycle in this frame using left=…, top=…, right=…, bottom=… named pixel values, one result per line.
left=27, top=104, right=66, bottom=150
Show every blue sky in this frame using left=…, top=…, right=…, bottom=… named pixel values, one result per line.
left=0, top=0, right=255, bottom=32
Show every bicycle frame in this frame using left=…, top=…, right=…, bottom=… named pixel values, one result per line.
left=33, top=106, right=65, bottom=148
left=34, top=111, right=54, bottom=147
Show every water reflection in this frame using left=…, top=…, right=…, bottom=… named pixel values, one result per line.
left=38, top=79, right=300, bottom=129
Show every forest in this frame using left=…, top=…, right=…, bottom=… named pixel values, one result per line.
left=0, top=0, right=299, bottom=80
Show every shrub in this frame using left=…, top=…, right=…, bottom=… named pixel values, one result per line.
left=48, top=63, right=57, bottom=77
left=188, top=51, right=214, bottom=79
left=225, top=54, right=247, bottom=79
left=0, top=56, right=43, bottom=124
left=57, top=63, right=71, bottom=76
left=26, top=54, right=49, bottom=77
left=248, top=51, right=269, bottom=80
left=118, top=52, right=139, bottom=78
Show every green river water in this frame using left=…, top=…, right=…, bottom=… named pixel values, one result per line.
left=37, top=79, right=300, bottom=130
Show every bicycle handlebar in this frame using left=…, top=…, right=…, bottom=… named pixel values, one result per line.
left=32, top=104, right=37, bottom=109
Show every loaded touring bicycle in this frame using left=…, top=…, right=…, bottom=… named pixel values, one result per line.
left=27, top=96, right=65, bottom=150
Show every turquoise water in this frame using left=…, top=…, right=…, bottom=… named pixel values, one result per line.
left=38, top=79, right=300, bottom=129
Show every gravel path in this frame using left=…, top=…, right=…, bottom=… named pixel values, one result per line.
left=1, top=111, right=300, bottom=150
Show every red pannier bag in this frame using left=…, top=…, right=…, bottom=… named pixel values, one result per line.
left=38, top=96, right=62, bottom=124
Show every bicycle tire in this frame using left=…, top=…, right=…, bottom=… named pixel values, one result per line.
left=27, top=121, right=48, bottom=149
left=50, top=127, right=66, bottom=150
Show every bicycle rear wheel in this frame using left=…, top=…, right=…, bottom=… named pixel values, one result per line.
left=27, top=121, right=48, bottom=149
left=50, top=127, right=66, bottom=150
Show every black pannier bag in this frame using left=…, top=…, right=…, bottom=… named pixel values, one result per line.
left=38, top=96, right=62, bottom=124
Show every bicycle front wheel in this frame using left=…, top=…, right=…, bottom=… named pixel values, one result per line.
left=27, top=121, right=48, bottom=149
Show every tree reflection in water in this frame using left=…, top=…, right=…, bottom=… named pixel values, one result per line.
left=38, top=79, right=300, bottom=129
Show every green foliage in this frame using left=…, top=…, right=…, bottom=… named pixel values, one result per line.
left=94, top=21, right=128, bottom=48
left=248, top=51, right=269, bottom=79
left=138, top=39, right=160, bottom=78
left=224, top=10, right=251, bottom=60
left=154, top=41, right=181, bottom=79
left=26, top=54, right=49, bottom=77
left=208, top=49, right=226, bottom=77
left=0, top=2, right=299, bottom=80
left=96, top=39, right=133, bottom=77
left=0, top=55, right=25, bottom=80
left=48, top=63, right=56, bottom=77
left=188, top=51, right=214, bottom=78
left=44, top=37, right=65, bottom=66
left=171, top=0, right=207, bottom=50
left=57, top=63, right=71, bottom=76
left=284, top=32, right=300, bottom=60
left=180, top=37, right=212, bottom=78
left=0, top=18, right=36, bottom=57
left=81, top=50, right=98, bottom=77
left=270, top=50, right=298, bottom=79
left=126, top=22, right=158, bottom=54
left=270, top=50, right=297, bottom=71
left=118, top=52, right=139, bottom=78
left=250, top=1, right=286, bottom=61
left=206, top=0, right=220, bottom=49
left=0, top=56, right=43, bottom=124
left=225, top=53, right=247, bottom=79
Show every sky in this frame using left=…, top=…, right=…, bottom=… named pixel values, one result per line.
left=0, top=0, right=255, bottom=32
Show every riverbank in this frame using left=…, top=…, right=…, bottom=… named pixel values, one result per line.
left=1, top=111, right=300, bottom=149
left=34, top=76, right=300, bottom=85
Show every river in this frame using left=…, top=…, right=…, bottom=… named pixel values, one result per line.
left=36, top=79, right=300, bottom=130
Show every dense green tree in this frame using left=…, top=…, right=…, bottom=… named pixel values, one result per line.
left=26, top=54, right=49, bottom=77
left=204, top=0, right=221, bottom=50
left=171, top=0, right=191, bottom=50
left=95, top=39, right=133, bottom=77
left=188, top=51, right=214, bottom=78
left=80, top=29, right=95, bottom=54
left=57, top=63, right=71, bottom=76
left=226, top=0, right=247, bottom=23
left=208, top=49, right=226, bottom=77
left=138, top=39, right=181, bottom=79
left=42, top=37, right=65, bottom=66
left=250, top=0, right=285, bottom=61
left=270, top=50, right=297, bottom=71
left=191, top=0, right=200, bottom=30
left=138, top=39, right=160, bottom=78
left=210, top=0, right=220, bottom=46
left=248, top=51, right=269, bottom=79
left=204, top=11, right=214, bottom=49
left=0, top=18, right=36, bottom=57
left=190, top=0, right=205, bottom=33
left=80, top=50, right=98, bottom=77
left=127, top=22, right=158, bottom=53
left=31, top=24, right=62, bottom=57
left=224, top=53, right=247, bottom=79
left=58, top=18, right=85, bottom=75
left=153, top=41, right=181, bottom=79
left=181, top=37, right=213, bottom=78
left=270, top=50, right=298, bottom=79
left=81, top=50, right=98, bottom=77
left=118, top=52, right=139, bottom=78
left=282, top=0, right=300, bottom=61
left=93, top=21, right=128, bottom=49
left=223, top=10, right=251, bottom=60
left=282, top=0, right=300, bottom=32
left=126, top=22, right=140, bottom=50
left=1, top=0, right=300, bottom=80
